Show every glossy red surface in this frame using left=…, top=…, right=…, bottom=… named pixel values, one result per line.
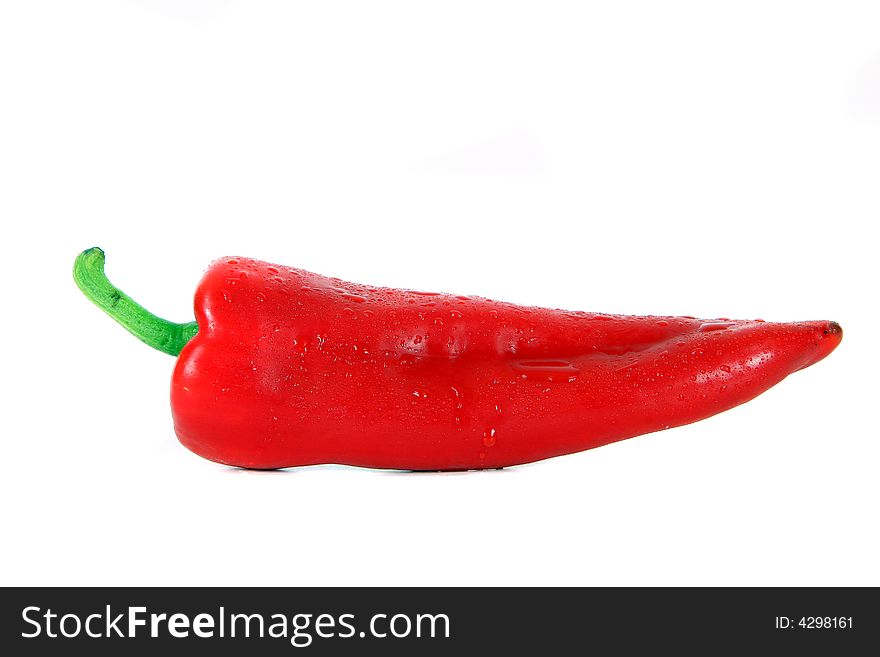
left=171, top=257, right=841, bottom=470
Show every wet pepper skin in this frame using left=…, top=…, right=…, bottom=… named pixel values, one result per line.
left=171, top=257, right=841, bottom=470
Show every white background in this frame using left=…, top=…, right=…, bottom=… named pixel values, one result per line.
left=1, top=1, right=878, bottom=586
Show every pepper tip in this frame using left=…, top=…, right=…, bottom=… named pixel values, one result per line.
left=824, top=321, right=842, bottom=337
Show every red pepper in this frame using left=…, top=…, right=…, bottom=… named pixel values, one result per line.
left=74, top=247, right=841, bottom=470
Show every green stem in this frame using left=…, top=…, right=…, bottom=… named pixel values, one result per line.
left=73, top=247, right=198, bottom=356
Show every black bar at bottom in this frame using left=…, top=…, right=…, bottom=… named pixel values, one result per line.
left=1, top=587, right=875, bottom=654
